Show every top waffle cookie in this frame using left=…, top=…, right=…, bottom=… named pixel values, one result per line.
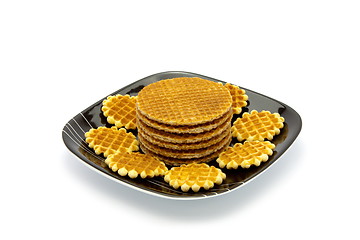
left=136, top=77, right=232, bottom=126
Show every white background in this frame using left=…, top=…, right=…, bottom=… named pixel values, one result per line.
left=1, top=1, right=359, bottom=239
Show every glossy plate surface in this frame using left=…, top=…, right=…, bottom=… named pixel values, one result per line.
left=62, top=71, right=302, bottom=200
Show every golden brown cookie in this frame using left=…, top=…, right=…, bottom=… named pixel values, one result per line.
left=105, top=151, right=168, bottom=178
left=164, top=163, right=226, bottom=192
left=231, top=110, right=285, bottom=141
left=223, top=83, right=248, bottom=114
left=216, top=141, right=275, bottom=169
left=136, top=77, right=232, bottom=125
left=84, top=126, right=139, bottom=157
left=102, top=94, right=137, bottom=129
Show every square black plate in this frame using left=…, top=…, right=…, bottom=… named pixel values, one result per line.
left=62, top=71, right=302, bottom=200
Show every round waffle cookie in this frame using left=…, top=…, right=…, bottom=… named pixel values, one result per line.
left=136, top=77, right=232, bottom=125
left=216, top=141, right=275, bottom=169
left=223, top=83, right=248, bottom=114
left=84, top=126, right=139, bottom=157
left=231, top=110, right=285, bottom=142
left=102, top=94, right=137, bottom=129
left=164, top=163, right=226, bottom=192
left=105, top=151, right=168, bottom=178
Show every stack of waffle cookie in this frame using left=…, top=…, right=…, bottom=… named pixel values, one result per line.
left=136, top=77, right=233, bottom=166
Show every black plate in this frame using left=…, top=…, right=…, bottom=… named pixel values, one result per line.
left=62, top=71, right=302, bottom=200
